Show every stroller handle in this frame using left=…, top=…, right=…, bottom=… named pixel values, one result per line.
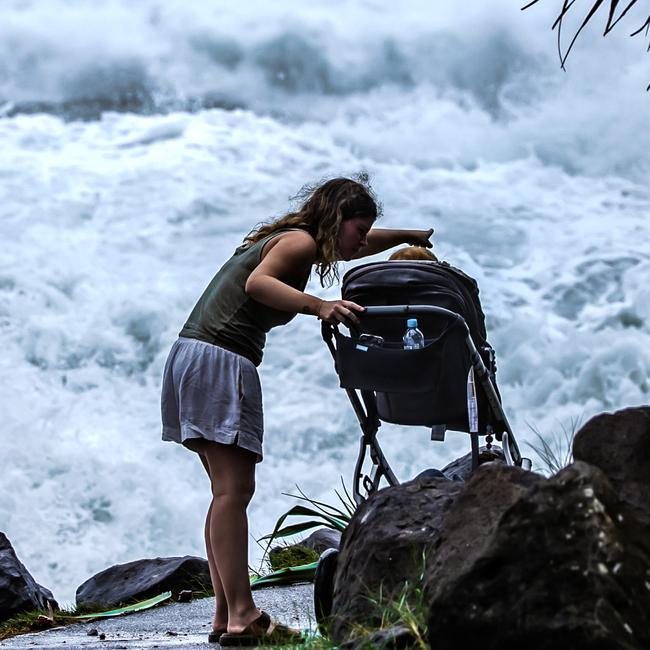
left=342, top=305, right=465, bottom=338
left=360, top=305, right=464, bottom=322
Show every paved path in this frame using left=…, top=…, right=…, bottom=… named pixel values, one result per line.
left=0, top=584, right=315, bottom=649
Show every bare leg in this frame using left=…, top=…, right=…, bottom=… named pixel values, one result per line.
left=185, top=443, right=229, bottom=632
left=202, top=481, right=228, bottom=630
left=184, top=438, right=259, bottom=633
left=201, top=441, right=259, bottom=632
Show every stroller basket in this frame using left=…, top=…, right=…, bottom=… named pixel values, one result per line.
left=334, top=312, right=461, bottom=394
left=322, top=261, right=529, bottom=503
left=333, top=305, right=492, bottom=432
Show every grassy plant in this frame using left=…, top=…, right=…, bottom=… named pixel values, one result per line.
left=373, top=551, right=429, bottom=649
left=336, top=551, right=429, bottom=650
left=252, top=481, right=356, bottom=588
left=0, top=607, right=60, bottom=641
left=526, top=417, right=581, bottom=475
left=271, top=632, right=335, bottom=650
left=260, top=483, right=355, bottom=545
left=0, top=602, right=90, bottom=641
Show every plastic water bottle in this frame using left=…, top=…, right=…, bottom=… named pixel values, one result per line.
left=403, top=318, right=424, bottom=350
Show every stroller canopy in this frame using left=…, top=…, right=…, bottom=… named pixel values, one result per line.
left=342, top=260, right=489, bottom=349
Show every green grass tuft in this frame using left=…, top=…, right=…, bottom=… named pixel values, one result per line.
left=269, top=544, right=320, bottom=571
left=526, top=417, right=581, bottom=476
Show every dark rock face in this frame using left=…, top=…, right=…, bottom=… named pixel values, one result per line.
left=573, top=406, right=650, bottom=531
left=426, top=461, right=650, bottom=650
left=0, top=532, right=58, bottom=623
left=330, top=477, right=463, bottom=645
left=75, top=556, right=211, bottom=609
left=425, top=462, right=543, bottom=587
left=440, top=445, right=505, bottom=482
left=301, top=528, right=342, bottom=553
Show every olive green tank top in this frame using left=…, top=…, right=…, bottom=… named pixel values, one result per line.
left=178, top=229, right=309, bottom=366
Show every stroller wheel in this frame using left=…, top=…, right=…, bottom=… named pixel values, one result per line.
left=313, top=547, right=339, bottom=635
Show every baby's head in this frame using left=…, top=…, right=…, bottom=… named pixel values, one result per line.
left=389, top=246, right=438, bottom=262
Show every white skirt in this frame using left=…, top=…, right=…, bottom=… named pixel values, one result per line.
left=161, top=337, right=264, bottom=462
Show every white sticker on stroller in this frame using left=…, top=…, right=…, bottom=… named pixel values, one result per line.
left=467, top=366, right=479, bottom=433
left=355, top=344, right=369, bottom=352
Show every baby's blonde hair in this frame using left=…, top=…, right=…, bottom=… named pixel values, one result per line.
left=389, top=246, right=438, bottom=262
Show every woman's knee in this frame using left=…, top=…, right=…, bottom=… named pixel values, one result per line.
left=211, top=477, right=255, bottom=505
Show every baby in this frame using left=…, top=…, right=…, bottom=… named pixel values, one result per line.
left=389, top=245, right=438, bottom=262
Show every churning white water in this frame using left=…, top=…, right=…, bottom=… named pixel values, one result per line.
left=1, top=0, right=649, bottom=605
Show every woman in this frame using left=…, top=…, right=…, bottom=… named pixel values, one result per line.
left=161, top=176, right=432, bottom=645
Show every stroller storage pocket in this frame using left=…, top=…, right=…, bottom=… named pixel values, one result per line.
left=334, top=331, right=443, bottom=393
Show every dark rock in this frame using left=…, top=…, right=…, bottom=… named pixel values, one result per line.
left=414, top=468, right=447, bottom=479
left=340, top=624, right=416, bottom=649
left=75, top=556, right=211, bottom=609
left=99, top=632, right=106, bottom=640
left=330, top=477, right=463, bottom=645
left=87, top=628, right=98, bottom=636
left=0, top=532, right=59, bottom=623
left=301, top=528, right=342, bottom=553
left=426, top=461, right=650, bottom=650
left=440, top=444, right=505, bottom=482
left=573, top=406, right=650, bottom=531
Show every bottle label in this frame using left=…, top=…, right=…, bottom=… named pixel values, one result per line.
left=466, top=366, right=478, bottom=433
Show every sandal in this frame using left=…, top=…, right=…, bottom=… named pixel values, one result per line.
left=219, top=610, right=302, bottom=646
left=208, top=626, right=227, bottom=643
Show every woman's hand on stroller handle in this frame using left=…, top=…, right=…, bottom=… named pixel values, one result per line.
left=317, top=299, right=364, bottom=326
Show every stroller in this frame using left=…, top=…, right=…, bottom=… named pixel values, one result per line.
left=321, top=259, right=531, bottom=505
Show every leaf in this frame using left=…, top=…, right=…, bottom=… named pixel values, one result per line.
left=285, top=487, right=351, bottom=520
left=335, top=489, right=355, bottom=518
left=67, top=592, right=172, bottom=620
left=556, top=1, right=604, bottom=67
left=250, top=562, right=319, bottom=589
left=258, top=519, right=336, bottom=542
left=260, top=504, right=347, bottom=544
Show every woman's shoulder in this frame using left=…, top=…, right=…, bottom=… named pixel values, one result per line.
left=269, top=228, right=316, bottom=249
left=259, top=228, right=317, bottom=262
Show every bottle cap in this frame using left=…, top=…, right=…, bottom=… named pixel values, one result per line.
left=407, top=318, right=418, bottom=328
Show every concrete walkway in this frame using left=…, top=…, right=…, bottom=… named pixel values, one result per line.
left=0, top=584, right=315, bottom=649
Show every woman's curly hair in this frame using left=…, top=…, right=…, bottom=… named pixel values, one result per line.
left=244, top=174, right=381, bottom=286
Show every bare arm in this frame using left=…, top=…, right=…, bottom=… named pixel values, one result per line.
left=245, top=231, right=364, bottom=325
left=352, top=227, right=434, bottom=259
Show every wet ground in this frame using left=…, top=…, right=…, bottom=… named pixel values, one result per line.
left=0, top=584, right=314, bottom=649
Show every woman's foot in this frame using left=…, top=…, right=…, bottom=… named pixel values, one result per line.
left=207, top=617, right=228, bottom=644
left=219, top=610, right=302, bottom=646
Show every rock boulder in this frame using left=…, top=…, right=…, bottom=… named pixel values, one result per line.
left=573, top=406, right=650, bottom=531
left=75, top=555, right=211, bottom=610
left=426, top=461, right=650, bottom=650
left=0, top=532, right=58, bottom=623
left=440, top=444, right=506, bottom=482
left=330, top=477, right=463, bottom=645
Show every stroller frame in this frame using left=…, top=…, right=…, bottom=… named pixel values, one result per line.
left=322, top=304, right=530, bottom=505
